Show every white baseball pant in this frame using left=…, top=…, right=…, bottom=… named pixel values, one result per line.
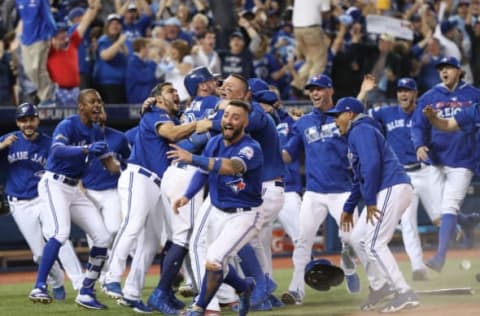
left=351, top=183, right=413, bottom=293
left=277, top=191, right=302, bottom=242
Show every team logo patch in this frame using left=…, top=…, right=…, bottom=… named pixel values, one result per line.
left=239, top=146, right=254, bottom=160
left=55, top=134, right=68, bottom=142
left=226, top=178, right=246, bottom=193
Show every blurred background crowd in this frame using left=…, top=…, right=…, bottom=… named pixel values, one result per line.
left=0, top=0, right=479, bottom=108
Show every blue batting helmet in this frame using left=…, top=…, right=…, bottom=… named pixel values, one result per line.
left=184, top=66, right=215, bottom=97
left=304, top=259, right=344, bottom=291
left=16, top=103, right=39, bottom=119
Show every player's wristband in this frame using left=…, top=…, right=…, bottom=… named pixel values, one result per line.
left=191, top=155, right=210, bottom=171
left=212, top=158, right=222, bottom=173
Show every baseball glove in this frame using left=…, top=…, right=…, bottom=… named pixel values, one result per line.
left=304, top=259, right=344, bottom=291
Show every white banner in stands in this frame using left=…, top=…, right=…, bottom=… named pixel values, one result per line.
left=366, top=15, right=414, bottom=41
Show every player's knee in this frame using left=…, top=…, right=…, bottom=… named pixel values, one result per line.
left=54, top=232, right=70, bottom=245
left=205, top=260, right=223, bottom=271
left=90, top=234, right=111, bottom=248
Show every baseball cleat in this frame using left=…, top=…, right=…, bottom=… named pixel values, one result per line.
left=147, top=288, right=181, bottom=316
left=167, top=290, right=186, bottom=310
left=29, top=287, right=53, bottom=304
left=118, top=297, right=153, bottom=314
left=360, top=283, right=395, bottom=311
left=380, top=290, right=419, bottom=313
left=239, top=277, right=256, bottom=316
left=345, top=273, right=361, bottom=293
left=53, top=285, right=66, bottom=300
left=281, top=290, right=303, bottom=305
left=412, top=269, right=428, bottom=281
left=268, top=294, right=284, bottom=308
left=425, top=255, right=445, bottom=273
left=102, top=282, right=123, bottom=299
left=75, top=288, right=107, bottom=310
left=179, top=284, right=198, bottom=298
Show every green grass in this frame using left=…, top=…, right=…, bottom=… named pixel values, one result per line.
left=1, top=257, right=480, bottom=316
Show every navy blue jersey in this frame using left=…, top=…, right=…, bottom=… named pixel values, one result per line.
left=277, top=108, right=302, bottom=194
left=124, top=126, right=138, bottom=148
left=83, top=127, right=131, bottom=190
left=412, top=81, right=480, bottom=170
left=203, top=134, right=263, bottom=209
left=283, top=108, right=352, bottom=193
left=0, top=131, right=51, bottom=199
left=343, top=115, right=411, bottom=213
left=370, top=105, right=417, bottom=165
left=47, top=115, right=105, bottom=178
left=128, top=107, right=175, bottom=178
left=211, top=102, right=285, bottom=182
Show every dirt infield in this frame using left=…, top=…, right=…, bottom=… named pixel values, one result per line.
left=0, top=249, right=477, bottom=285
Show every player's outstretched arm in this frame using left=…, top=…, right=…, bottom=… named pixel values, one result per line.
left=0, top=134, right=17, bottom=150
left=423, top=105, right=460, bottom=132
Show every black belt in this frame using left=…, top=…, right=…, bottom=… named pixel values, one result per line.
left=176, top=162, right=188, bottom=169
left=221, top=207, right=252, bottom=213
left=53, top=174, right=79, bottom=186
left=404, top=163, right=421, bottom=172
left=274, top=181, right=284, bottom=188
left=7, top=195, right=32, bottom=202
left=137, top=167, right=161, bottom=188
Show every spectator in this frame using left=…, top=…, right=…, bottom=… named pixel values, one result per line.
left=16, top=0, right=56, bottom=106
left=126, top=37, right=158, bottom=104
left=189, top=13, right=209, bottom=41
left=157, top=39, right=193, bottom=103
left=162, top=17, right=193, bottom=46
left=93, top=14, right=129, bottom=104
left=219, top=30, right=254, bottom=79
left=116, top=0, right=153, bottom=41
left=47, top=1, right=100, bottom=107
left=465, top=1, right=480, bottom=86
left=413, top=33, right=444, bottom=94
left=291, top=0, right=330, bottom=95
left=191, top=29, right=221, bottom=74
left=0, top=32, right=17, bottom=105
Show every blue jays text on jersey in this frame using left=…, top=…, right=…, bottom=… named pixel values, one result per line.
left=283, top=108, right=352, bottom=193
left=370, top=105, right=417, bottom=166
left=411, top=81, right=480, bottom=170
left=0, top=131, right=51, bottom=199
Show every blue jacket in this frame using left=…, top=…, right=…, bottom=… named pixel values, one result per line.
left=126, top=54, right=158, bottom=104
left=343, top=115, right=410, bottom=213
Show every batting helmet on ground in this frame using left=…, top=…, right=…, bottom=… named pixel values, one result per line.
left=16, top=103, right=39, bottom=120
left=304, top=259, right=344, bottom=291
left=184, top=66, right=215, bottom=97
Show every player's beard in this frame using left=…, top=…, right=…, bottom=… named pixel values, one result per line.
left=222, top=125, right=242, bottom=142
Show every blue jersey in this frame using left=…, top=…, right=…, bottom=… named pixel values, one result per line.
left=47, top=115, right=105, bottom=178
left=0, top=131, right=50, bottom=199
left=126, top=54, right=158, bottom=104
left=93, top=35, right=128, bottom=85
left=128, top=107, right=175, bottom=178
left=211, top=102, right=285, bottom=182
left=124, top=126, right=138, bottom=148
left=203, top=134, right=263, bottom=209
left=16, top=0, right=56, bottom=45
left=411, top=81, right=480, bottom=170
left=283, top=108, right=351, bottom=193
left=182, top=95, right=219, bottom=123
left=370, top=105, right=417, bottom=165
left=343, top=115, right=411, bottom=213
left=277, top=108, right=302, bottom=194
left=83, top=127, right=131, bottom=190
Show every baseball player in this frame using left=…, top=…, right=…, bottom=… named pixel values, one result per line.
left=367, top=77, right=442, bottom=280
left=411, top=56, right=480, bottom=272
left=328, top=97, right=419, bottom=313
left=281, top=74, right=359, bottom=305
left=28, top=89, right=117, bottom=309
left=83, top=108, right=131, bottom=245
left=103, top=82, right=198, bottom=314
left=194, top=74, right=285, bottom=310
left=146, top=68, right=218, bottom=312
left=0, top=103, right=84, bottom=298
left=167, top=99, right=263, bottom=316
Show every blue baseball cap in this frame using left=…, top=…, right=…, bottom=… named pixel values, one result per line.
left=440, top=20, right=458, bottom=34
left=397, top=77, right=417, bottom=90
left=326, top=97, right=364, bottom=116
left=68, top=7, right=85, bottom=21
left=304, top=74, right=333, bottom=90
left=435, top=56, right=461, bottom=69
left=248, top=78, right=269, bottom=94
left=253, top=90, right=279, bottom=105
